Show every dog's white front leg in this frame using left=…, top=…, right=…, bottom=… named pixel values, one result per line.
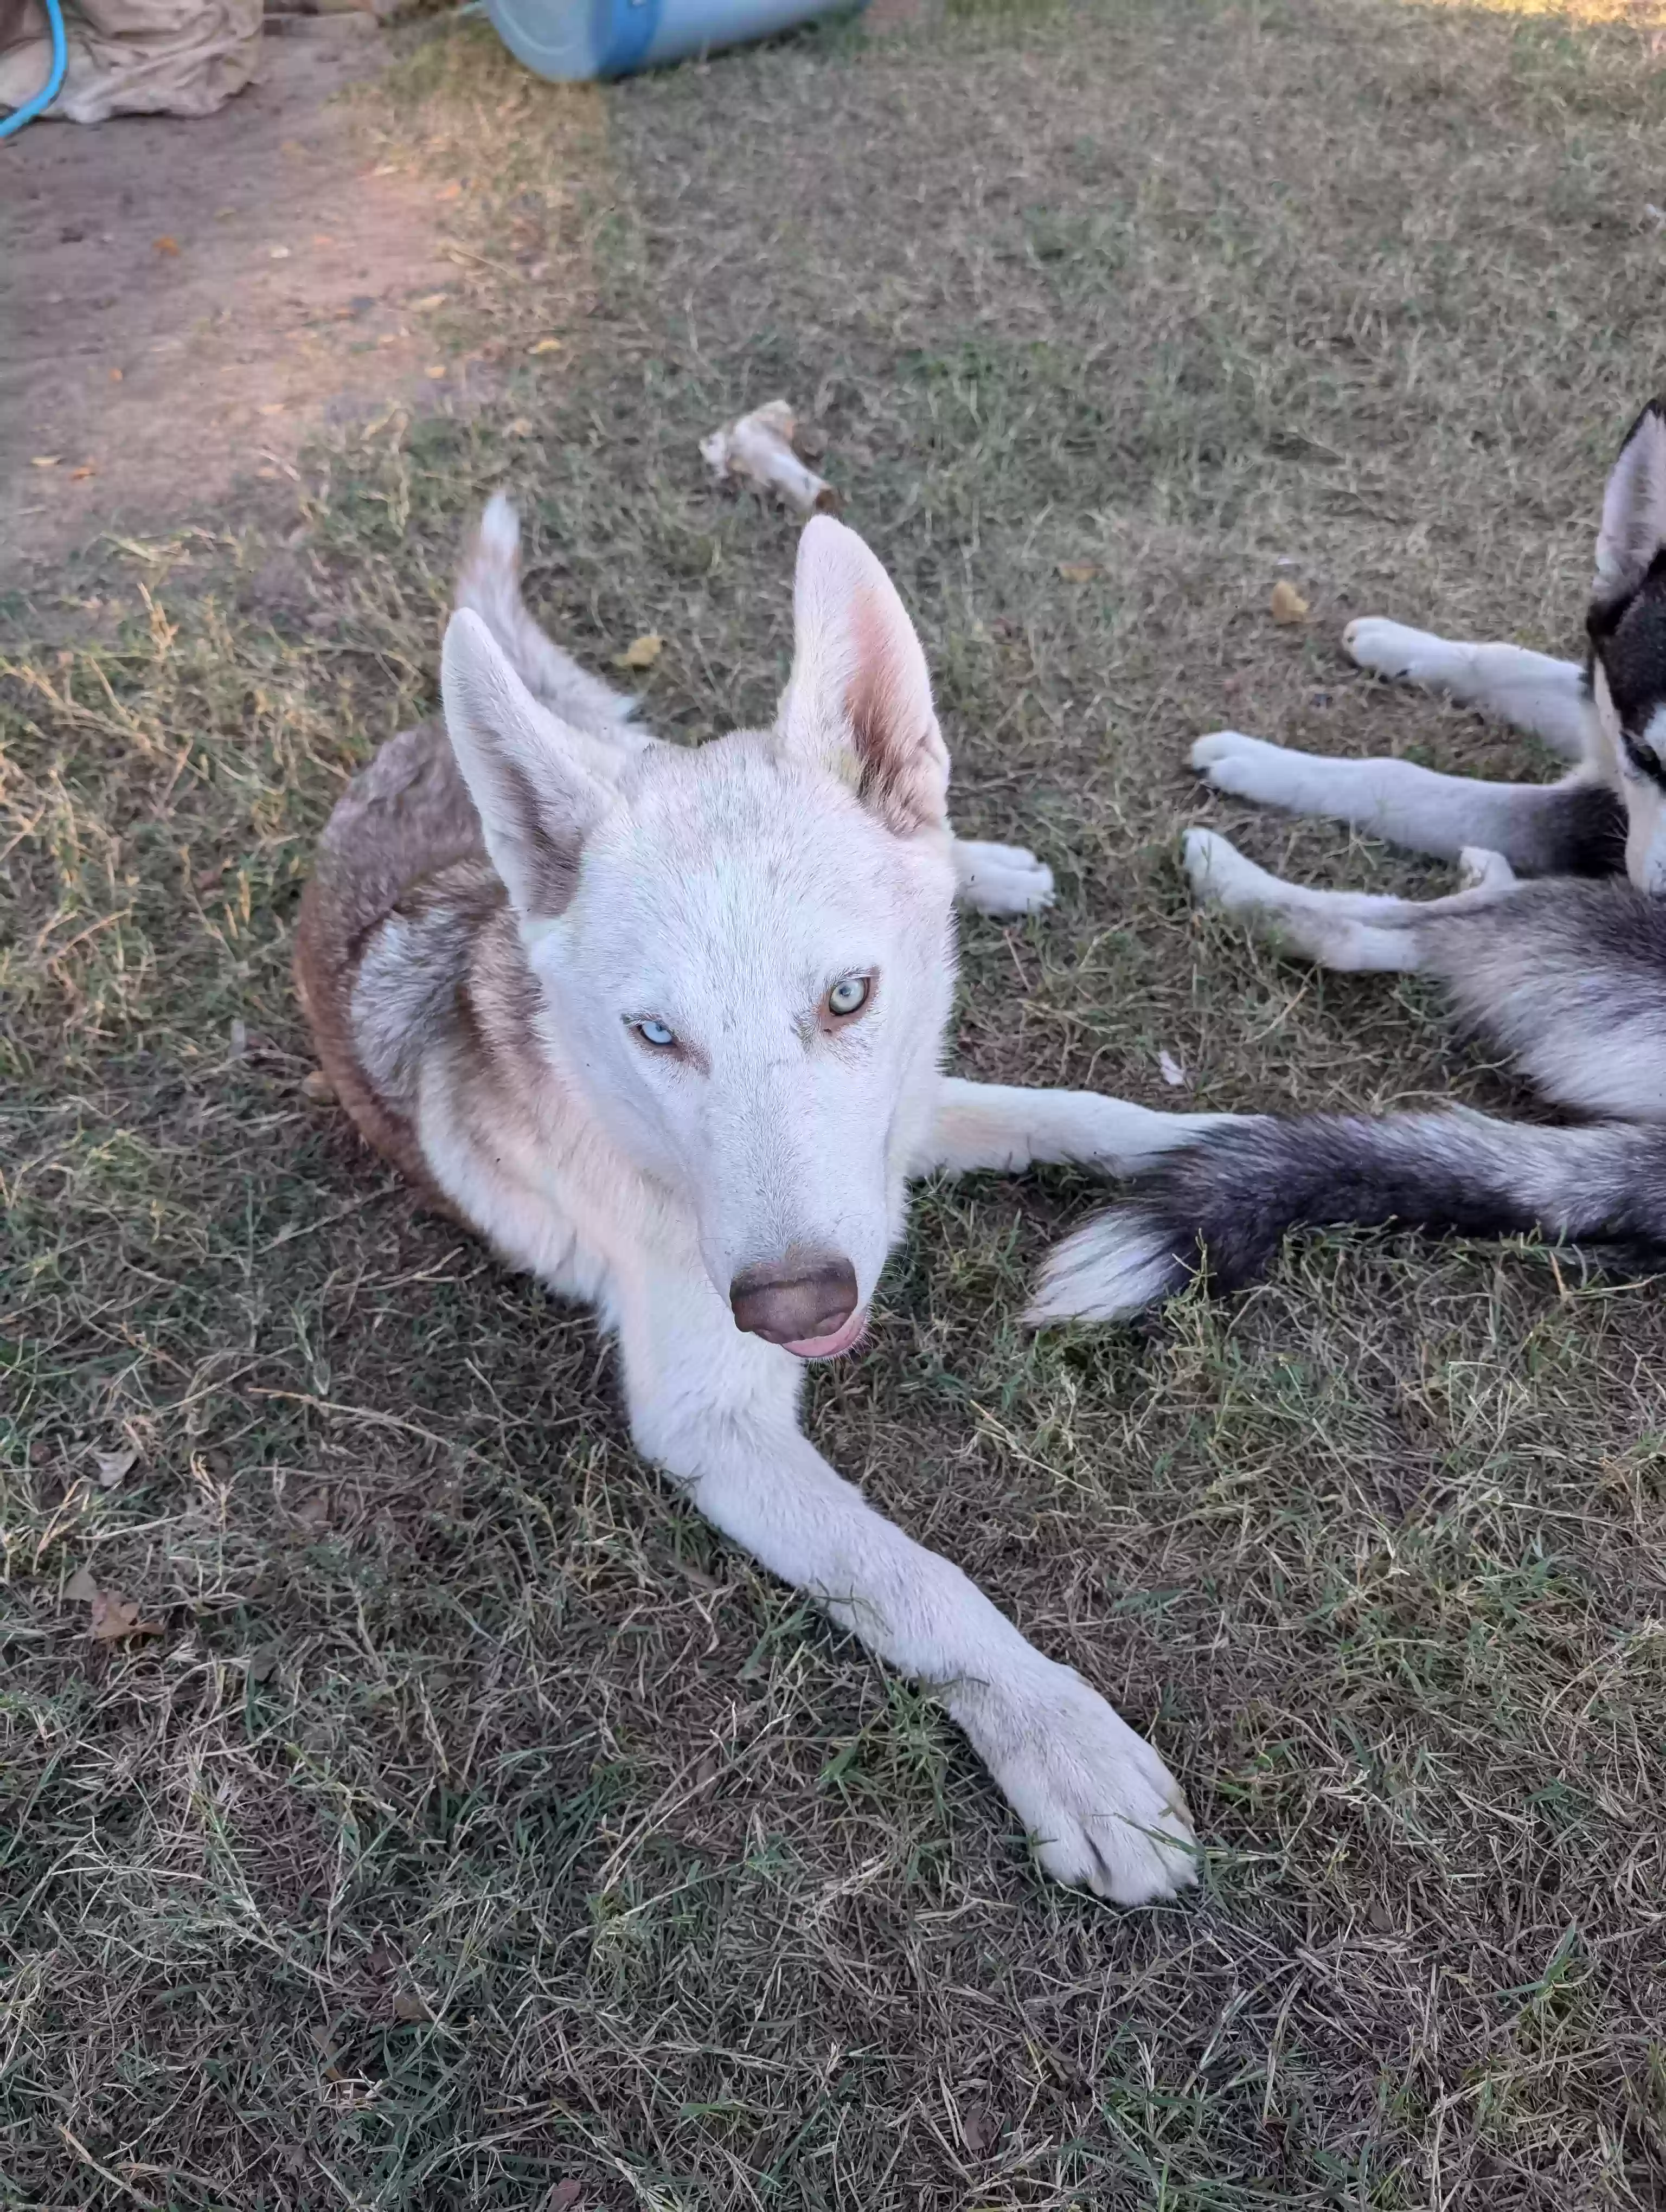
left=613, top=1270, right=1196, bottom=1905
left=1189, top=731, right=1598, bottom=865
left=1343, top=620, right=1591, bottom=761
left=922, top=1077, right=1241, bottom=1179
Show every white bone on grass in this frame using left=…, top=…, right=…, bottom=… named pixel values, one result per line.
left=700, top=399, right=837, bottom=516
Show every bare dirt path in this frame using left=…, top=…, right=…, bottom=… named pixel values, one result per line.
left=1, top=14, right=462, bottom=589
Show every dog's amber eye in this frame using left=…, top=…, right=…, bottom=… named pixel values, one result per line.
left=826, top=976, right=870, bottom=1018
left=635, top=1019, right=677, bottom=1049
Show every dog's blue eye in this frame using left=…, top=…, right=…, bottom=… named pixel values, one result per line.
left=636, top=1019, right=677, bottom=1049
left=826, top=976, right=870, bottom=1018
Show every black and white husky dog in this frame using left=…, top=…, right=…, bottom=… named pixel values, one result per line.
left=1030, top=399, right=1666, bottom=1322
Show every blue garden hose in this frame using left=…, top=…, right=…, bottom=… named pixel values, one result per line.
left=1, top=0, right=68, bottom=139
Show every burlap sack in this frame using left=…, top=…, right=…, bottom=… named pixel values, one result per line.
left=0, top=0, right=261, bottom=123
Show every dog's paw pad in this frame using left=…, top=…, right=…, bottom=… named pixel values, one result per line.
left=955, top=839, right=1055, bottom=916
left=1189, top=729, right=1269, bottom=774
left=1188, top=731, right=1300, bottom=803
left=1343, top=617, right=1428, bottom=680
left=979, top=1669, right=1197, bottom=1906
left=1182, top=826, right=1267, bottom=909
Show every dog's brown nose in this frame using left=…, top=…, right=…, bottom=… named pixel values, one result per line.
left=729, top=1253, right=858, bottom=1346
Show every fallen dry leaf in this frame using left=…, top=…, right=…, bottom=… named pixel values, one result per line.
left=255, top=466, right=279, bottom=481
left=65, top=1565, right=99, bottom=1605
left=527, top=337, right=562, bottom=356
left=412, top=292, right=448, bottom=311
left=426, top=364, right=446, bottom=380
left=302, top=1069, right=337, bottom=1105
left=1270, top=580, right=1310, bottom=625
left=94, top=1446, right=137, bottom=1489
left=30, top=455, right=60, bottom=469
left=153, top=235, right=180, bottom=256
left=90, top=1589, right=162, bottom=1642
left=1056, top=561, right=1099, bottom=583
left=505, top=417, right=533, bottom=438
left=257, top=402, right=286, bottom=417
left=548, top=2185, right=584, bottom=2210
left=613, top=633, right=663, bottom=671
left=69, top=465, right=97, bottom=483
left=1158, top=1049, right=1188, bottom=1089
left=392, top=1989, right=432, bottom=2023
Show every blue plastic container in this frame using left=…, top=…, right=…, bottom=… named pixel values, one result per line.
left=486, top=0, right=862, bottom=81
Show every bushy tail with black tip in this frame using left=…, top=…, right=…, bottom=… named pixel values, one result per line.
left=454, top=494, right=647, bottom=744
left=1028, top=1109, right=1666, bottom=1323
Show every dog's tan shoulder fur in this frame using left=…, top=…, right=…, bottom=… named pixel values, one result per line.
left=294, top=715, right=490, bottom=1200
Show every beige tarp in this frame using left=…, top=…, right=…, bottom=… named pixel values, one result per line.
left=0, top=0, right=261, bottom=123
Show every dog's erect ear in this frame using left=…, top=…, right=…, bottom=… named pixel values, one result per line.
left=441, top=608, right=611, bottom=918
left=1595, top=401, right=1666, bottom=595
left=778, top=517, right=950, bottom=834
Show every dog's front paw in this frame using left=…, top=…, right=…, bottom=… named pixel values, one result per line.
left=1188, top=729, right=1306, bottom=807
left=960, top=1665, right=1197, bottom=1905
left=953, top=838, right=1055, bottom=916
left=1182, top=826, right=1288, bottom=914
left=1343, top=616, right=1440, bottom=683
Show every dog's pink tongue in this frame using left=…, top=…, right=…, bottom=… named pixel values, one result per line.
left=784, top=1308, right=868, bottom=1361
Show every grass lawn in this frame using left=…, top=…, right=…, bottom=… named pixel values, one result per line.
left=5, top=0, right=1666, bottom=2202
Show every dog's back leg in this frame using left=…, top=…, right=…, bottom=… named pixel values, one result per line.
left=1185, top=845, right=1666, bottom=1116
left=1343, top=620, right=1591, bottom=761
left=1189, top=732, right=1623, bottom=873
left=1182, top=827, right=1523, bottom=972
left=612, top=1265, right=1196, bottom=1904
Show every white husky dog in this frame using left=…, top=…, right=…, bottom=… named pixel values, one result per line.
left=296, top=498, right=1217, bottom=1902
